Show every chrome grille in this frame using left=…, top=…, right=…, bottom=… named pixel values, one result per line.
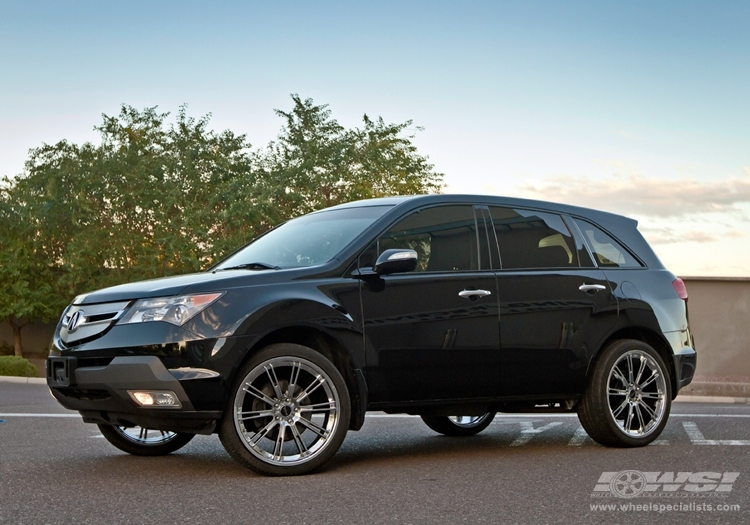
left=60, top=301, right=130, bottom=345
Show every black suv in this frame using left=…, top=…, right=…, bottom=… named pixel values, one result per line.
left=47, top=195, right=696, bottom=475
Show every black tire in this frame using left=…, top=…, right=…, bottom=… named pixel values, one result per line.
left=97, top=424, right=194, bottom=456
left=421, top=412, right=496, bottom=436
left=219, top=343, right=351, bottom=476
left=578, top=339, right=672, bottom=447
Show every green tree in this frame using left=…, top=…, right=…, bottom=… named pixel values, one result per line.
left=13, top=105, right=261, bottom=295
left=3, top=96, right=443, bottom=355
left=0, top=182, right=65, bottom=356
left=256, top=94, right=443, bottom=222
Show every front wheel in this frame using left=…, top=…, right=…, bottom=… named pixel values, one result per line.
left=219, top=344, right=351, bottom=476
left=97, top=424, right=194, bottom=456
left=578, top=339, right=672, bottom=447
left=421, top=412, right=496, bottom=436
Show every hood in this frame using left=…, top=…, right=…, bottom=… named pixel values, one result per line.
left=73, top=268, right=309, bottom=305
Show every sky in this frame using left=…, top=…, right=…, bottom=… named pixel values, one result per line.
left=1, top=0, right=749, bottom=276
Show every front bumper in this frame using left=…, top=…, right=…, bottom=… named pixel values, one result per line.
left=47, top=355, right=222, bottom=434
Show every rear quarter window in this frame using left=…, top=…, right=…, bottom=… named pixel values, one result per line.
left=573, top=218, right=643, bottom=268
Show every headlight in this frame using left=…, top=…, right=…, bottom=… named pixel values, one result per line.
left=117, top=293, right=223, bottom=326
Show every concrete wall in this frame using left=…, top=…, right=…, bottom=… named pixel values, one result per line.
left=682, top=277, right=750, bottom=380
left=0, top=321, right=56, bottom=356
left=3, top=279, right=750, bottom=380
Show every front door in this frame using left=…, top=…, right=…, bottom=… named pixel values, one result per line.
left=361, top=204, right=500, bottom=404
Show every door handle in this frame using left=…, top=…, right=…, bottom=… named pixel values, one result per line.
left=459, top=289, right=492, bottom=299
left=579, top=283, right=607, bottom=293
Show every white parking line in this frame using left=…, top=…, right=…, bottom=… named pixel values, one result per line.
left=365, top=413, right=750, bottom=419
left=568, top=427, right=588, bottom=445
left=682, top=421, right=750, bottom=445
left=0, top=413, right=80, bottom=417
left=510, top=421, right=563, bottom=446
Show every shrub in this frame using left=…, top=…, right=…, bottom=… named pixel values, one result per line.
left=0, top=356, right=39, bottom=377
left=0, top=341, right=13, bottom=356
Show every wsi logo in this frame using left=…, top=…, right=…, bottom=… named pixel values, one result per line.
left=592, top=471, right=740, bottom=498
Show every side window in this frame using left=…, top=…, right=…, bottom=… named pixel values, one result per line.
left=378, top=206, right=480, bottom=272
left=573, top=219, right=642, bottom=268
left=488, top=207, right=578, bottom=269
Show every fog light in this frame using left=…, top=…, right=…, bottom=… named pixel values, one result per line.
left=127, top=390, right=182, bottom=408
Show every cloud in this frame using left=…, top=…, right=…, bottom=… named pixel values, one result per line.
left=638, top=226, right=745, bottom=245
left=518, top=170, right=750, bottom=219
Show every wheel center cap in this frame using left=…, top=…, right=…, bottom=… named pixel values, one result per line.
left=280, top=405, right=293, bottom=417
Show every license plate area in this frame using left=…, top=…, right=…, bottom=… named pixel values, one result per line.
left=47, top=357, right=78, bottom=387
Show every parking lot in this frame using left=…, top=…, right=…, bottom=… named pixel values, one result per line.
left=1, top=380, right=748, bottom=524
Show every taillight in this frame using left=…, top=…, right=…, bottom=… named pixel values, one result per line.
left=672, top=278, right=688, bottom=301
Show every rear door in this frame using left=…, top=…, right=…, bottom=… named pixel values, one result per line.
left=487, top=206, right=619, bottom=397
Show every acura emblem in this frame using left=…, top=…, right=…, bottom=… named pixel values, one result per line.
left=67, top=310, right=84, bottom=333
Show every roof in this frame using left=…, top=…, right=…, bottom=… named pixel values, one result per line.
left=327, top=194, right=637, bottom=226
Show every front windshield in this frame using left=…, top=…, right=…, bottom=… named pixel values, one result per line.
left=215, top=205, right=393, bottom=270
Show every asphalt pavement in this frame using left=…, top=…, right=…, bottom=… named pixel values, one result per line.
left=1, top=380, right=749, bottom=525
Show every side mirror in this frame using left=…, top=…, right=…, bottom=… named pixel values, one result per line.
left=373, top=249, right=418, bottom=275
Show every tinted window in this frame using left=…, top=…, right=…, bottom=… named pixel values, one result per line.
left=216, top=206, right=392, bottom=269
left=378, top=206, right=481, bottom=272
left=573, top=218, right=642, bottom=268
left=488, top=207, right=578, bottom=269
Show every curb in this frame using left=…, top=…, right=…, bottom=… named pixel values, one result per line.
left=674, top=395, right=750, bottom=404
left=0, top=376, right=47, bottom=385
left=678, top=381, right=750, bottom=399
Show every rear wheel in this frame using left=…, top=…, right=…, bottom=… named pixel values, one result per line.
left=578, top=339, right=671, bottom=447
left=219, top=343, right=351, bottom=476
left=421, top=412, right=496, bottom=436
left=97, top=424, right=194, bottom=456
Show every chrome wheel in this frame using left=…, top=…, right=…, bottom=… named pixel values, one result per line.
left=448, top=414, right=494, bottom=428
left=578, top=339, right=672, bottom=447
left=97, top=423, right=194, bottom=456
left=232, top=355, right=342, bottom=468
left=421, top=412, right=496, bottom=436
left=607, top=349, right=667, bottom=437
left=112, top=426, right=180, bottom=445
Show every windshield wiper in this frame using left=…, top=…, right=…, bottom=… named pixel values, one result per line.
left=217, top=262, right=281, bottom=271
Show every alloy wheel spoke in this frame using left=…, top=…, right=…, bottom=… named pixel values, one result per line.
left=273, top=426, right=286, bottom=460
left=639, top=370, right=659, bottom=390
left=634, top=356, right=647, bottom=384
left=296, top=375, right=326, bottom=404
left=243, top=384, right=276, bottom=406
left=625, top=404, right=635, bottom=431
left=249, top=419, right=278, bottom=445
left=612, top=398, right=629, bottom=418
left=639, top=391, right=663, bottom=400
left=608, top=387, right=628, bottom=395
left=289, top=424, right=309, bottom=457
left=626, top=355, right=635, bottom=383
left=287, top=361, right=301, bottom=397
left=637, top=399, right=658, bottom=421
left=239, top=409, right=275, bottom=421
left=264, top=364, right=284, bottom=399
left=298, top=401, right=336, bottom=414
left=296, top=416, right=330, bottom=438
left=634, top=403, right=646, bottom=432
left=639, top=370, right=660, bottom=390
left=612, top=367, right=629, bottom=388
